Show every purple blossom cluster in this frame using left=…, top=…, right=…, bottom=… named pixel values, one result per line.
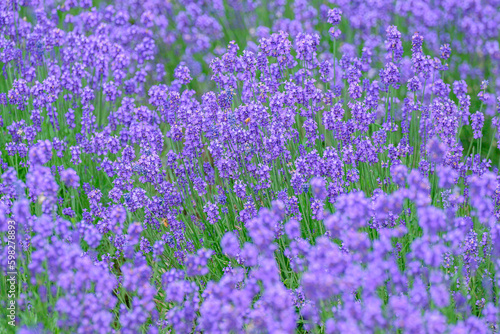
left=1, top=1, right=500, bottom=333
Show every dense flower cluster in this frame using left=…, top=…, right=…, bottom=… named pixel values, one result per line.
left=1, top=0, right=500, bottom=333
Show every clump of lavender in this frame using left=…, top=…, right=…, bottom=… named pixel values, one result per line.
left=1, top=1, right=500, bottom=333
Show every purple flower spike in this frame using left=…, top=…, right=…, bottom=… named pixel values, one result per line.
left=327, top=8, right=342, bottom=25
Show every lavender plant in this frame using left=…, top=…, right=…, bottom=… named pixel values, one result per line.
left=1, top=0, right=500, bottom=333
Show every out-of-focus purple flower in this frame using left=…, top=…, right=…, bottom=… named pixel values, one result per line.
left=427, top=137, right=447, bottom=164
left=221, top=232, right=240, bottom=257
left=285, top=219, right=301, bottom=239
left=185, top=249, right=213, bottom=277
left=391, top=164, right=408, bottom=187
left=28, top=140, right=53, bottom=166
left=310, top=177, right=327, bottom=201
left=436, top=166, right=458, bottom=188
left=60, top=168, right=80, bottom=188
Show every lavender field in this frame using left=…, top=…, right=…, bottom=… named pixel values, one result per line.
left=1, top=0, right=500, bottom=333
